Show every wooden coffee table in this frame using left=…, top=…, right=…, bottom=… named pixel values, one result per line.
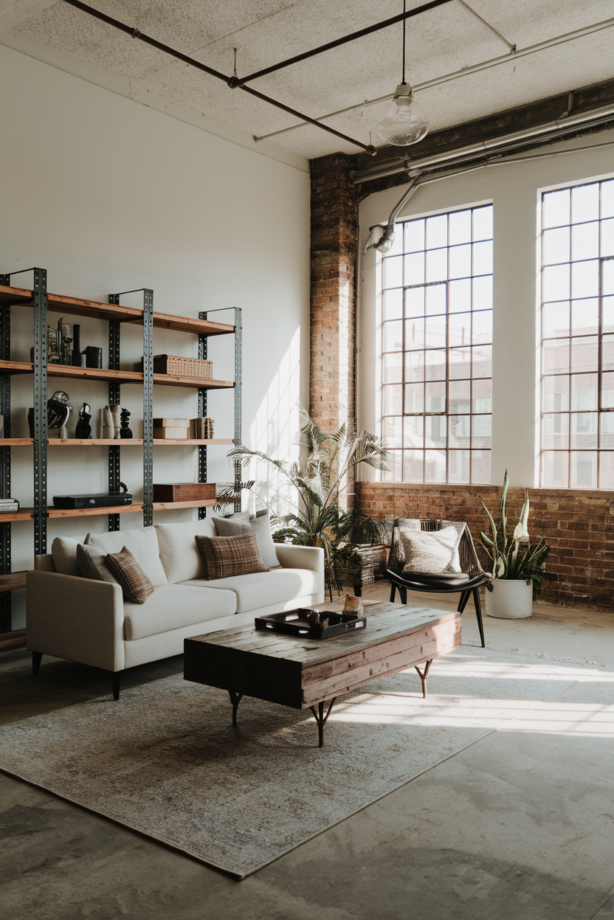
left=184, top=602, right=461, bottom=747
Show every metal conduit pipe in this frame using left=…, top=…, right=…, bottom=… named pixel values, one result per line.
left=352, top=103, right=614, bottom=184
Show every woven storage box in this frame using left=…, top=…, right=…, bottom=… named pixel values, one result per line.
left=355, top=544, right=389, bottom=580
left=152, top=355, right=213, bottom=378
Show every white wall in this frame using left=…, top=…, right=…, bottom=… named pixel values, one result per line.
left=0, top=46, right=311, bottom=628
left=358, top=129, right=614, bottom=489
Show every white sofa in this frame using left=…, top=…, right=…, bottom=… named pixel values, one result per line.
left=26, top=518, right=325, bottom=699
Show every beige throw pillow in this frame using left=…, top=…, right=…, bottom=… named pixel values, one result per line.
left=51, top=537, right=81, bottom=577
left=77, top=544, right=120, bottom=585
left=195, top=534, right=269, bottom=580
left=401, top=526, right=463, bottom=574
left=213, top=511, right=280, bottom=569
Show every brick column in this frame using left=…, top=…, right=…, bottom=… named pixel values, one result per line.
left=309, top=153, right=358, bottom=433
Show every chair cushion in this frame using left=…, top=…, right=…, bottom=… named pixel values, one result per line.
left=401, top=526, right=463, bottom=574
left=86, top=527, right=168, bottom=586
left=195, top=533, right=269, bottom=579
left=155, top=519, right=216, bottom=583
left=51, top=537, right=80, bottom=576
left=213, top=511, right=280, bottom=569
left=106, top=546, right=154, bottom=605
left=181, top=567, right=320, bottom=614
left=123, top=584, right=236, bottom=641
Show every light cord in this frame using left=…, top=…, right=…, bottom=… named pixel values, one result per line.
left=402, top=0, right=406, bottom=84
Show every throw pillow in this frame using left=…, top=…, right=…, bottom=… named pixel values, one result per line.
left=394, top=519, right=422, bottom=565
left=76, top=544, right=120, bottom=585
left=155, top=518, right=216, bottom=583
left=213, top=511, right=280, bottom=569
left=195, top=534, right=269, bottom=580
left=86, top=527, right=168, bottom=586
left=51, top=537, right=81, bottom=577
left=401, top=526, right=463, bottom=574
left=105, top=546, right=154, bottom=604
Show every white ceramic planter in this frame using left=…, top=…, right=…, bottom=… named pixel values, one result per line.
left=486, top=579, right=533, bottom=619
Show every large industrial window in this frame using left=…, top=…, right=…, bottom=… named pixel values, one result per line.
left=380, top=204, right=493, bottom=484
left=540, top=179, right=614, bottom=489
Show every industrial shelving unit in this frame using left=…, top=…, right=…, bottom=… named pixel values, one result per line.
left=0, top=267, right=242, bottom=646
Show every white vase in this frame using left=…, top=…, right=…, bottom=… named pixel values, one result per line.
left=486, top=579, right=533, bottom=619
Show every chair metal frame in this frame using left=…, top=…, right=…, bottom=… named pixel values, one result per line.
left=386, top=519, right=490, bottom=647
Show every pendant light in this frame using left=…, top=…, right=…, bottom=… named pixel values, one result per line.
left=377, top=0, right=429, bottom=146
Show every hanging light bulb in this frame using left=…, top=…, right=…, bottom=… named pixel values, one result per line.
left=377, top=83, right=428, bottom=145
left=377, top=0, right=429, bottom=147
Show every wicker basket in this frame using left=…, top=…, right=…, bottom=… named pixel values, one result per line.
left=152, top=354, right=213, bottom=378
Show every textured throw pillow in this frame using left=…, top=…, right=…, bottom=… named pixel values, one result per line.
left=213, top=511, right=280, bottom=569
left=51, top=537, right=81, bottom=577
left=401, top=526, right=463, bottom=574
left=394, top=519, right=422, bottom=565
left=105, top=546, right=154, bottom=604
left=195, top=534, right=269, bottom=580
left=76, top=544, right=120, bottom=585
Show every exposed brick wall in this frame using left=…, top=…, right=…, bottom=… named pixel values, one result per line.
left=356, top=482, right=614, bottom=611
left=310, top=153, right=358, bottom=433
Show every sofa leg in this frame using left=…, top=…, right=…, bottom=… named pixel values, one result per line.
left=112, top=672, right=121, bottom=701
left=32, top=652, right=42, bottom=676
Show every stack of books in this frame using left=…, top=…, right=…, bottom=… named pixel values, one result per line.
left=0, top=497, right=20, bottom=514
left=191, top=417, right=215, bottom=439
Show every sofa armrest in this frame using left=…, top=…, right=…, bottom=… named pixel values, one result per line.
left=26, top=571, right=125, bottom=672
left=275, top=544, right=324, bottom=576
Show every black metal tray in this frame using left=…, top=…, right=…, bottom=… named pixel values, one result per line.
left=255, top=608, right=367, bottom=640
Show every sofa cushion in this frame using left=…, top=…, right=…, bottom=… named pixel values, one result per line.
left=195, top=533, right=269, bottom=579
left=51, top=537, right=80, bottom=576
left=123, top=584, right=237, bottom=641
left=181, top=567, right=320, bottom=614
left=213, top=511, right=280, bottom=569
left=106, top=546, right=154, bottom=605
left=155, top=518, right=216, bottom=583
left=86, top=527, right=168, bottom=586
left=212, top=512, right=251, bottom=536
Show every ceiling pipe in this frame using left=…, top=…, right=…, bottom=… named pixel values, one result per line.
left=352, top=102, right=614, bottom=183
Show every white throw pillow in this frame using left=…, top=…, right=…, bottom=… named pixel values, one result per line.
left=155, top=518, right=216, bottom=583
left=51, top=537, right=80, bottom=577
left=395, top=520, right=421, bottom=565
left=77, top=544, right=119, bottom=585
left=86, top=527, right=168, bottom=586
left=401, top=526, right=463, bottom=574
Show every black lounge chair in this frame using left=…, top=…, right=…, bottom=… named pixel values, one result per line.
left=386, top=518, right=489, bottom=647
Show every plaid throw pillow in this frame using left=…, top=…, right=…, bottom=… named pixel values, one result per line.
left=106, top=546, right=154, bottom=604
left=195, top=533, right=269, bottom=580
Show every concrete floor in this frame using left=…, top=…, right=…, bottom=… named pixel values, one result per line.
left=2, top=586, right=614, bottom=920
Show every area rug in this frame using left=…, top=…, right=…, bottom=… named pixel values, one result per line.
left=0, top=646, right=602, bottom=878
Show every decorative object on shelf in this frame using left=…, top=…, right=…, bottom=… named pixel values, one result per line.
left=74, top=403, right=92, bottom=440
left=120, top=408, right=132, bottom=439
left=84, top=346, right=102, bottom=369
left=0, top=498, right=20, bottom=514
left=100, top=405, right=123, bottom=439
left=53, top=483, right=132, bottom=509
left=152, top=354, right=213, bottom=379
left=192, top=417, right=214, bottom=439
left=60, top=321, right=73, bottom=365
left=480, top=470, right=554, bottom=619
left=255, top=607, right=367, bottom=640
left=47, top=323, right=60, bottom=363
left=153, top=418, right=191, bottom=439
left=229, top=406, right=388, bottom=600
left=71, top=324, right=86, bottom=367
left=47, top=391, right=72, bottom=439
left=152, top=482, right=216, bottom=502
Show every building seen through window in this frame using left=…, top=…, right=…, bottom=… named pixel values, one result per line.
left=380, top=204, right=493, bottom=484
left=540, top=179, right=614, bottom=489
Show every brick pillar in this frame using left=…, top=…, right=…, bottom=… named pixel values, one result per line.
left=310, top=153, right=358, bottom=434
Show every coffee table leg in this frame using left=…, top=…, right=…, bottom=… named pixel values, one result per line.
left=415, top=660, right=433, bottom=698
left=310, top=698, right=337, bottom=748
left=228, top=689, right=243, bottom=726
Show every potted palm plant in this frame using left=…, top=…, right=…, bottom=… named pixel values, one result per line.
left=228, top=406, right=388, bottom=600
left=480, top=471, right=552, bottom=618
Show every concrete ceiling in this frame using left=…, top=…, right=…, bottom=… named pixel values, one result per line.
left=2, top=0, right=614, bottom=160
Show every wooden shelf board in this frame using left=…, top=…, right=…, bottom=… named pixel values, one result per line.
left=153, top=374, right=234, bottom=390
left=0, top=629, right=26, bottom=650
left=153, top=499, right=217, bottom=511
left=0, top=508, right=35, bottom=522
left=153, top=438, right=233, bottom=445
left=48, top=504, right=143, bottom=519
left=0, top=438, right=33, bottom=445
left=0, top=571, right=27, bottom=592
left=0, top=359, right=34, bottom=375
left=0, top=285, right=235, bottom=336
left=48, top=438, right=144, bottom=446
left=49, top=365, right=144, bottom=384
